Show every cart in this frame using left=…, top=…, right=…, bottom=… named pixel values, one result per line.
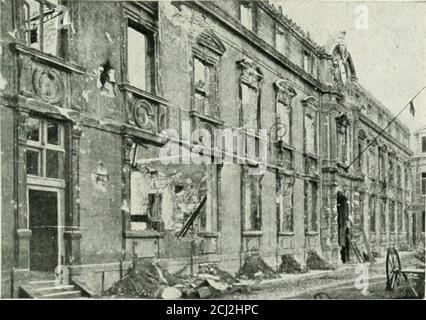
left=385, top=247, right=425, bottom=297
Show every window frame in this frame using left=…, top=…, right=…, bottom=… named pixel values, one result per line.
left=240, top=1, right=255, bottom=32
left=124, top=17, right=158, bottom=95
left=23, top=0, right=64, bottom=56
left=421, top=136, right=426, bottom=154
left=26, top=116, right=65, bottom=181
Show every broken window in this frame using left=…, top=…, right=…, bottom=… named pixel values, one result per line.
left=422, top=136, right=426, bottom=153
left=303, top=51, right=313, bottom=74
left=368, top=148, right=376, bottom=179
left=244, top=174, right=261, bottom=231
left=26, top=117, right=65, bottom=179
left=198, top=165, right=220, bottom=233
left=422, top=172, right=426, bottom=196
left=127, top=24, right=153, bottom=92
left=304, top=109, right=317, bottom=155
left=380, top=199, right=386, bottom=234
left=24, top=0, right=61, bottom=55
left=397, top=203, right=403, bottom=232
left=337, top=125, right=348, bottom=164
left=277, top=176, right=293, bottom=232
left=304, top=181, right=318, bottom=232
left=241, top=83, right=259, bottom=130
left=396, top=165, right=401, bottom=186
left=277, top=101, right=291, bottom=145
left=369, top=196, right=376, bottom=232
left=193, top=57, right=218, bottom=117
left=276, top=27, right=286, bottom=53
left=389, top=201, right=395, bottom=233
left=378, top=151, right=385, bottom=181
left=388, top=157, right=394, bottom=184
left=240, top=2, right=253, bottom=31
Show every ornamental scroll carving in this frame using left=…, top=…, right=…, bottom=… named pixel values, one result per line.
left=32, top=68, right=64, bottom=105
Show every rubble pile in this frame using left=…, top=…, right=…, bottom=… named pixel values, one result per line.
left=198, top=263, right=235, bottom=284
left=105, top=259, right=180, bottom=298
left=414, top=248, right=425, bottom=265
left=236, top=252, right=277, bottom=280
left=278, top=254, right=307, bottom=274
left=306, top=250, right=335, bottom=270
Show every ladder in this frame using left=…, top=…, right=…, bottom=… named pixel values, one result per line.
left=176, top=195, right=207, bottom=238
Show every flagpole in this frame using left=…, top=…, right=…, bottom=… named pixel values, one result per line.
left=346, top=86, right=426, bottom=170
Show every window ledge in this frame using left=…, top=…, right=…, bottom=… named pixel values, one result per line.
left=118, top=83, right=169, bottom=106
left=242, top=231, right=263, bottom=237
left=305, top=231, right=319, bottom=236
left=12, top=43, right=86, bottom=75
left=278, top=232, right=294, bottom=237
left=197, top=231, right=220, bottom=238
left=303, top=152, right=318, bottom=160
left=125, top=230, right=165, bottom=238
left=189, top=110, right=224, bottom=127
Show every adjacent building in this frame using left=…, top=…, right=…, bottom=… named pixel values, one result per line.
left=0, top=0, right=417, bottom=297
left=412, top=126, right=426, bottom=247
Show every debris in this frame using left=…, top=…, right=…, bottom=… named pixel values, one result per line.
left=161, top=286, right=182, bottom=299
left=204, top=279, right=228, bottom=293
left=306, top=250, right=335, bottom=270
left=254, top=271, right=264, bottom=281
left=197, top=286, right=211, bottom=299
left=278, top=254, right=307, bottom=274
left=236, top=252, right=277, bottom=279
left=198, top=263, right=235, bottom=284
left=104, top=259, right=180, bottom=298
left=371, top=250, right=382, bottom=258
left=414, top=248, right=425, bottom=264
left=197, top=273, right=220, bottom=281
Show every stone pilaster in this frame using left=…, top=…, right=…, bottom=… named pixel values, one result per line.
left=65, top=124, right=82, bottom=265
left=15, top=109, right=31, bottom=269
left=122, top=135, right=134, bottom=252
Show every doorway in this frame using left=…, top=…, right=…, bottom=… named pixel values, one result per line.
left=29, top=189, right=60, bottom=272
left=337, top=192, right=350, bottom=263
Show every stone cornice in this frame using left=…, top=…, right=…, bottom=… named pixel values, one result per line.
left=359, top=113, right=413, bottom=156
left=187, top=1, right=325, bottom=92
left=11, top=43, right=86, bottom=75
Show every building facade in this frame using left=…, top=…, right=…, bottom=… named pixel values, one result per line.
left=412, top=126, right=426, bottom=247
left=0, top=0, right=416, bottom=297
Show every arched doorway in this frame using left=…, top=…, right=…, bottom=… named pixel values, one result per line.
left=337, top=192, right=350, bottom=263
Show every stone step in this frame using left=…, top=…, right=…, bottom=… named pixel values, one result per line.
left=29, top=280, right=58, bottom=289
left=41, top=290, right=82, bottom=299
left=33, top=285, right=75, bottom=295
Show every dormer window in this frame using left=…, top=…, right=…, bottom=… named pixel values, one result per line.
left=240, top=1, right=254, bottom=31
left=24, top=0, right=62, bottom=56
left=276, top=27, right=286, bottom=53
left=191, top=29, right=226, bottom=120
left=127, top=23, right=155, bottom=93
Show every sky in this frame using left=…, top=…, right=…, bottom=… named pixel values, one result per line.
left=271, top=0, right=426, bottom=132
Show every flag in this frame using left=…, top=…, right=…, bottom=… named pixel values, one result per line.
left=409, top=100, right=415, bottom=116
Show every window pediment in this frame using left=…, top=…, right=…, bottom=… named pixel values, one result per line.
left=196, top=29, right=226, bottom=56
left=274, top=79, right=297, bottom=106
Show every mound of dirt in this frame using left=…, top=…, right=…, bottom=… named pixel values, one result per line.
left=278, top=254, right=307, bottom=274
left=236, top=253, right=277, bottom=279
left=306, top=250, right=335, bottom=270
left=105, top=259, right=179, bottom=298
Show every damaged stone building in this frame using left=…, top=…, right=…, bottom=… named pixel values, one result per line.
left=0, top=0, right=417, bottom=297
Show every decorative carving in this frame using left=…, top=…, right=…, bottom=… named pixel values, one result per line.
left=275, top=79, right=297, bottom=106
left=196, top=29, right=226, bottom=56
left=237, top=58, right=263, bottom=88
left=133, top=99, right=156, bottom=133
left=358, top=129, right=367, bottom=140
left=302, top=96, right=318, bottom=119
left=32, top=68, right=64, bottom=104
